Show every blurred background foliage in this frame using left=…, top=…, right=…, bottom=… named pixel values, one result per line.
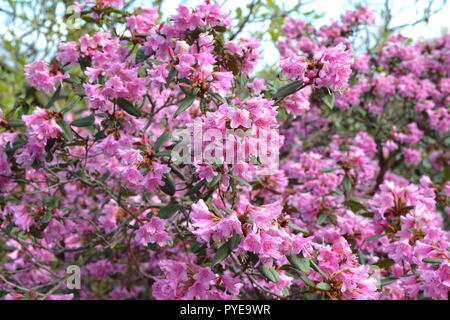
left=0, top=0, right=447, bottom=116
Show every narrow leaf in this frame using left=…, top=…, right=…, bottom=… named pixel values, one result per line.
left=117, top=98, right=142, bottom=118
left=422, top=257, right=444, bottom=264
left=343, top=175, right=352, bottom=193
left=288, top=223, right=309, bottom=235
left=213, top=242, right=231, bottom=266
left=154, top=132, right=171, bottom=152
left=7, top=119, right=25, bottom=127
left=364, top=234, right=386, bottom=242
left=272, top=80, right=303, bottom=100
left=45, top=85, right=61, bottom=109
left=288, top=254, right=311, bottom=273
left=310, top=259, right=328, bottom=280
left=61, top=96, right=81, bottom=114
left=373, top=259, right=395, bottom=268
left=380, top=277, right=399, bottom=286
left=228, top=174, right=251, bottom=186
left=165, top=68, right=177, bottom=88
left=71, top=114, right=95, bottom=127
left=160, top=173, right=176, bottom=196
left=58, top=120, right=74, bottom=142
left=135, top=48, right=149, bottom=64
left=298, top=273, right=316, bottom=287
left=258, top=265, right=279, bottom=283
left=159, top=203, right=180, bottom=219
left=316, top=282, right=331, bottom=291
left=40, top=212, right=52, bottom=224
left=174, top=95, right=196, bottom=118
left=319, top=167, right=341, bottom=173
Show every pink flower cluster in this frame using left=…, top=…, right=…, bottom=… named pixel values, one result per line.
left=1, top=2, right=449, bottom=301
left=280, top=44, right=353, bottom=90
left=24, top=61, right=68, bottom=92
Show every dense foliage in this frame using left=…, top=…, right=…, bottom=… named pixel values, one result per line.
left=0, top=0, right=449, bottom=300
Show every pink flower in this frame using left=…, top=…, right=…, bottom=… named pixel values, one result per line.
left=135, top=216, right=170, bottom=246
left=190, top=200, right=242, bottom=243
left=342, top=5, right=375, bottom=25
left=403, top=148, right=422, bottom=165
left=9, top=205, right=34, bottom=231
left=228, top=108, right=252, bottom=129
left=247, top=78, right=266, bottom=93
left=126, top=7, right=159, bottom=34
left=190, top=200, right=217, bottom=242
left=281, top=55, right=308, bottom=81
left=24, top=60, right=68, bottom=92
left=250, top=202, right=283, bottom=231
left=22, top=108, right=62, bottom=141
left=314, top=43, right=353, bottom=91
left=56, top=42, right=79, bottom=65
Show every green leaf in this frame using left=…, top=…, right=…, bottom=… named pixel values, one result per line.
left=1, top=244, right=16, bottom=252
left=135, top=48, right=149, bottom=64
left=44, top=85, right=61, bottom=109
left=317, top=88, right=335, bottom=110
left=343, top=198, right=366, bottom=213
left=380, top=277, right=399, bottom=286
left=319, top=167, right=341, bottom=173
left=71, top=114, right=95, bottom=127
left=40, top=212, right=52, bottom=224
left=213, top=25, right=227, bottom=32
left=310, top=260, right=328, bottom=280
left=276, top=106, right=288, bottom=121
left=373, top=259, right=395, bottom=268
left=4, top=222, right=15, bottom=234
left=117, top=98, right=142, bottom=118
left=79, top=56, right=92, bottom=70
left=190, top=241, right=203, bottom=254
left=228, top=174, right=251, bottom=186
left=44, top=196, right=60, bottom=209
left=298, top=273, right=316, bottom=287
left=212, top=234, right=241, bottom=266
left=160, top=173, right=176, bottom=196
left=207, top=174, right=221, bottom=190
left=228, top=233, right=242, bottom=250
left=94, top=131, right=106, bottom=141
left=236, top=7, right=242, bottom=18
left=258, top=265, right=279, bottom=283
left=174, top=95, right=196, bottom=118
left=60, top=96, right=81, bottom=114
left=359, top=211, right=374, bottom=218
left=7, top=119, right=25, bottom=127
left=213, top=242, right=231, bottom=266
left=186, top=180, right=206, bottom=197
left=154, top=132, right=171, bottom=152
left=147, top=58, right=165, bottom=66
left=342, top=175, right=352, bottom=193
left=156, top=150, right=172, bottom=158
left=288, top=254, right=310, bottom=273
left=422, top=257, right=444, bottom=264
left=66, top=74, right=81, bottom=85
left=347, top=196, right=368, bottom=203
left=272, top=80, right=303, bottom=100
left=316, top=213, right=328, bottom=226
left=288, top=223, right=309, bottom=235
left=159, top=203, right=180, bottom=219
left=166, top=68, right=177, bottom=88
left=364, top=234, right=386, bottom=242
left=316, top=282, right=331, bottom=291
left=200, top=98, right=209, bottom=113
left=358, top=249, right=367, bottom=265
left=58, top=120, right=73, bottom=142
